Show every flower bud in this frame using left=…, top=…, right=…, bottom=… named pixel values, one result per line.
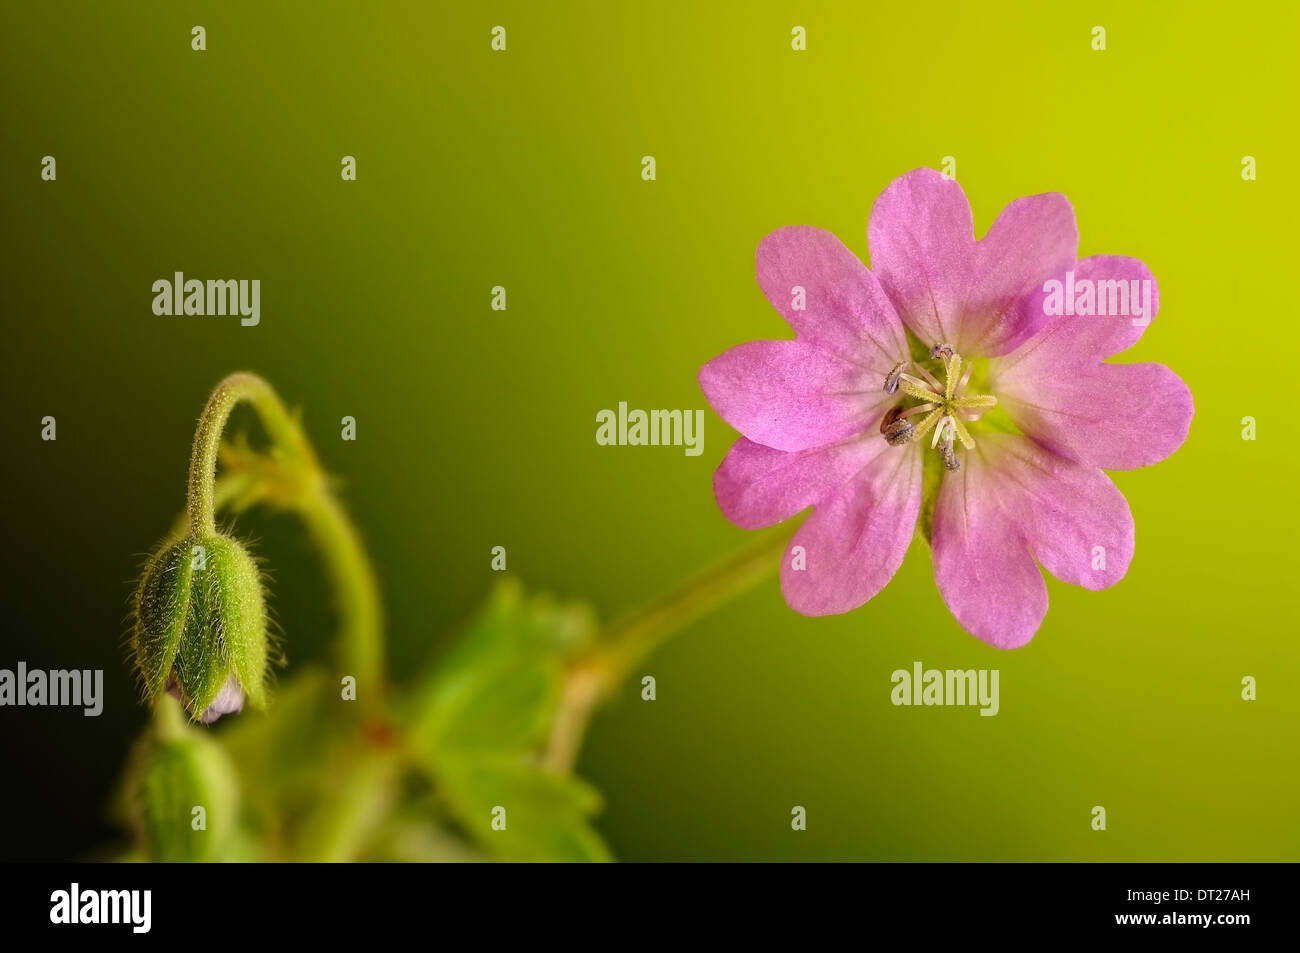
left=133, top=532, right=269, bottom=722
left=130, top=713, right=240, bottom=861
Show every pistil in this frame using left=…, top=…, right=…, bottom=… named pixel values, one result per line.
left=879, top=345, right=997, bottom=470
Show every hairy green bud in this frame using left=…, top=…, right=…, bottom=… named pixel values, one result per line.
left=134, top=532, right=269, bottom=722
left=130, top=705, right=240, bottom=861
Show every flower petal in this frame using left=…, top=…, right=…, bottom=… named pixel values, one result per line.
left=868, top=170, right=1077, bottom=358
left=699, top=340, right=886, bottom=452
left=994, top=255, right=1193, bottom=469
left=198, top=675, right=246, bottom=724
left=867, top=168, right=976, bottom=350
left=997, top=255, right=1162, bottom=372
left=931, top=447, right=1047, bottom=649
left=962, top=193, right=1078, bottom=356
left=755, top=226, right=909, bottom=373
left=780, top=442, right=921, bottom=615
left=980, top=434, right=1134, bottom=590
left=997, top=362, right=1194, bottom=471
left=713, top=435, right=892, bottom=530
left=932, top=434, right=1138, bottom=647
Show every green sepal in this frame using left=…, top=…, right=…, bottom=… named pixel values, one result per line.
left=175, top=545, right=231, bottom=718
left=211, top=536, right=269, bottom=709
left=133, top=531, right=269, bottom=721
left=134, top=537, right=194, bottom=699
left=130, top=706, right=240, bottom=862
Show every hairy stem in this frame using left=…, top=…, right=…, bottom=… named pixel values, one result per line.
left=187, top=373, right=315, bottom=536
left=185, top=372, right=385, bottom=711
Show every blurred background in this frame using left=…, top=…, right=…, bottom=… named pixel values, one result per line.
left=1, top=0, right=1296, bottom=861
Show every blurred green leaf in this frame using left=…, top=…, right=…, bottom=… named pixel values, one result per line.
left=215, top=665, right=368, bottom=859
left=410, top=578, right=595, bottom=756
left=219, top=666, right=338, bottom=803
left=295, top=746, right=399, bottom=862
left=369, top=812, right=486, bottom=863
left=437, top=754, right=612, bottom=863
left=406, top=579, right=611, bottom=862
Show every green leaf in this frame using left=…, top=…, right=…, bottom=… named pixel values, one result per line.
left=437, top=754, right=612, bottom=863
left=218, top=665, right=335, bottom=804
left=368, top=813, right=486, bottom=863
left=411, top=579, right=594, bottom=756
left=405, top=580, right=612, bottom=861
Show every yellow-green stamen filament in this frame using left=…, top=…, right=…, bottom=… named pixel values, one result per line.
left=878, top=345, right=997, bottom=470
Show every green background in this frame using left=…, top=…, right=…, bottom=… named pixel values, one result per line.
left=1, top=0, right=1295, bottom=860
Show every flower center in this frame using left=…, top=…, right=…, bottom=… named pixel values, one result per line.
left=878, top=344, right=997, bottom=471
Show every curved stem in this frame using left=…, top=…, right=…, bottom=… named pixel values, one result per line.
left=296, top=488, right=386, bottom=714
left=187, top=373, right=315, bottom=536
left=597, top=526, right=791, bottom=675
left=186, top=372, right=385, bottom=712
left=544, top=526, right=791, bottom=772
left=169, top=472, right=259, bottom=539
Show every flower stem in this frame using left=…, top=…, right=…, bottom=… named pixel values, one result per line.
left=187, top=373, right=315, bottom=537
left=152, top=691, right=187, bottom=741
left=185, top=372, right=385, bottom=713
left=544, top=526, right=790, bottom=772
left=295, top=488, right=386, bottom=713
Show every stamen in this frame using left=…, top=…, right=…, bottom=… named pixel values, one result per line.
left=898, top=402, right=937, bottom=419
left=953, top=393, right=997, bottom=411
left=897, top=374, right=943, bottom=403
left=879, top=406, right=915, bottom=446
left=931, top=415, right=954, bottom=449
left=949, top=415, right=975, bottom=450
left=898, top=372, right=937, bottom=392
left=910, top=407, right=944, bottom=442
left=878, top=345, right=992, bottom=468
left=940, top=441, right=961, bottom=471
left=883, top=362, right=906, bottom=395
left=883, top=419, right=915, bottom=446
left=944, top=355, right=962, bottom=401
left=958, top=362, right=974, bottom=392
left=915, top=364, right=944, bottom=391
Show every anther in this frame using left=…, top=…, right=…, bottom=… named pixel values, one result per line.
left=880, top=405, right=915, bottom=445
left=884, top=362, right=906, bottom=395
left=880, top=345, right=990, bottom=471
left=885, top=419, right=915, bottom=446
left=940, top=441, right=961, bottom=471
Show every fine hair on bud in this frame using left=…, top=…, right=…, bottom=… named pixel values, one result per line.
left=132, top=530, right=272, bottom=723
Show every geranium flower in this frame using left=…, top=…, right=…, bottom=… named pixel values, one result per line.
left=698, top=168, right=1193, bottom=647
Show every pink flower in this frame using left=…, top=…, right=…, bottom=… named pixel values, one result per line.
left=698, top=168, right=1194, bottom=648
